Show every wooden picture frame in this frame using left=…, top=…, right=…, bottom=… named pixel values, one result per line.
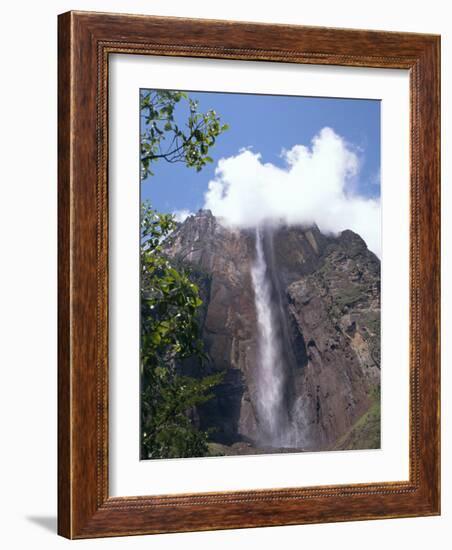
left=58, top=10, right=440, bottom=539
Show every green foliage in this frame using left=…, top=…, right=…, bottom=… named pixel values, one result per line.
left=140, top=202, right=204, bottom=365
left=140, top=90, right=229, bottom=179
left=140, top=203, right=224, bottom=459
left=140, top=89, right=229, bottom=459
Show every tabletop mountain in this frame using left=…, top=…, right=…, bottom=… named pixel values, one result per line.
left=162, top=209, right=381, bottom=453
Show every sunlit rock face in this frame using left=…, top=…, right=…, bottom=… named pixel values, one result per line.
left=163, top=210, right=381, bottom=452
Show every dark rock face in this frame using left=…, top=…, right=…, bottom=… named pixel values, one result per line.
left=164, top=210, right=381, bottom=451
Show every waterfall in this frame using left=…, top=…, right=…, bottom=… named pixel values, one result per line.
left=251, top=227, right=288, bottom=445
left=251, top=226, right=305, bottom=448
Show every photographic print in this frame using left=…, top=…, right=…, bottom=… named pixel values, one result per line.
left=140, top=89, right=381, bottom=460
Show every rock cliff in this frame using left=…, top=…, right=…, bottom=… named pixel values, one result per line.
left=163, top=210, right=381, bottom=452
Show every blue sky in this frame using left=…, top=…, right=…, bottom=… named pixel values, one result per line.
left=140, top=90, right=380, bottom=215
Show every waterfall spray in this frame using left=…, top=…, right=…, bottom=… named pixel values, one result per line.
left=251, top=226, right=305, bottom=448
left=251, top=227, right=287, bottom=445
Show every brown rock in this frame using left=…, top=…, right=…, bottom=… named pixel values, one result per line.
left=163, top=210, right=380, bottom=451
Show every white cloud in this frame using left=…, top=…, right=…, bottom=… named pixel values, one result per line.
left=203, top=127, right=381, bottom=257
left=173, top=209, right=194, bottom=223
